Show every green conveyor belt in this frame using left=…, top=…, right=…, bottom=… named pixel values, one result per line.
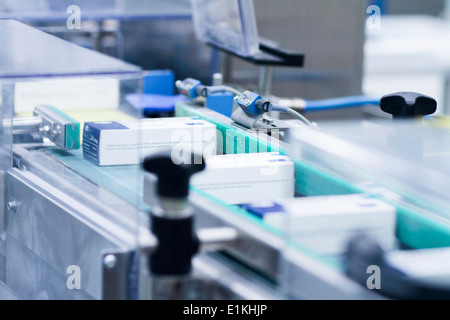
left=44, top=102, right=450, bottom=269
left=47, top=148, right=148, bottom=211
left=176, top=101, right=450, bottom=250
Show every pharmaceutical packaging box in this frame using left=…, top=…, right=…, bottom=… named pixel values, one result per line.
left=241, top=194, right=397, bottom=256
left=83, top=117, right=217, bottom=166
left=190, top=152, right=295, bottom=205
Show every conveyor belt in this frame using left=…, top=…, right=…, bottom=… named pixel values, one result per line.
left=46, top=148, right=147, bottom=210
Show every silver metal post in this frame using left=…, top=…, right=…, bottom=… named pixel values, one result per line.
left=257, top=66, right=273, bottom=97
left=444, top=73, right=450, bottom=116
left=445, top=0, right=450, bottom=21
left=3, top=117, right=42, bottom=135
left=219, top=52, right=233, bottom=84
left=13, top=117, right=42, bottom=135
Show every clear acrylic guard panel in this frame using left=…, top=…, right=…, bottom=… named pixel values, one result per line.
left=286, top=118, right=450, bottom=224
left=0, top=19, right=144, bottom=300
left=191, top=0, right=260, bottom=57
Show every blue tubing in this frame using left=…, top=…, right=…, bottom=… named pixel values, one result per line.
left=304, top=95, right=380, bottom=112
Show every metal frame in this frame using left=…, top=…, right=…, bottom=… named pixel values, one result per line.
left=190, top=190, right=383, bottom=299
left=4, top=169, right=145, bottom=299
left=0, top=135, right=385, bottom=300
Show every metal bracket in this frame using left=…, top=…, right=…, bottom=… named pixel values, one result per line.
left=33, top=105, right=80, bottom=150
left=230, top=107, right=266, bottom=129
left=209, top=37, right=305, bottom=67
left=230, top=107, right=295, bottom=132
left=3, top=105, right=80, bottom=150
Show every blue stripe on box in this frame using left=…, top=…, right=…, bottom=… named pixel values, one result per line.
left=239, top=202, right=286, bottom=219
left=85, top=121, right=129, bottom=130
left=83, top=123, right=102, bottom=165
left=82, top=121, right=128, bottom=165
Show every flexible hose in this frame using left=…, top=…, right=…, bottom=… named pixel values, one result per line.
left=286, top=108, right=316, bottom=127
left=207, top=86, right=242, bottom=96
left=304, top=96, right=380, bottom=112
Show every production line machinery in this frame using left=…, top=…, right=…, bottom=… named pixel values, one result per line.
left=2, top=20, right=450, bottom=300
left=5, top=88, right=450, bottom=300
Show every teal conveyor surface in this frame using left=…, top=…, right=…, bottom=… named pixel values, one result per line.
left=47, top=148, right=147, bottom=210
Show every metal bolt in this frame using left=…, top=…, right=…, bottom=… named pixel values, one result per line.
left=103, top=255, right=117, bottom=269
left=7, top=201, right=17, bottom=213
left=51, top=125, right=61, bottom=138
left=40, top=125, right=50, bottom=134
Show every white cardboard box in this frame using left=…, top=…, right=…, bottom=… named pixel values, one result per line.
left=190, top=152, right=295, bottom=205
left=15, top=78, right=120, bottom=112
left=83, top=117, right=217, bottom=166
left=248, top=194, right=397, bottom=256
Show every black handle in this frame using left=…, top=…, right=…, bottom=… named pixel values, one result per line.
left=380, top=92, right=437, bottom=119
left=150, top=214, right=199, bottom=276
left=143, top=149, right=205, bottom=199
left=144, top=149, right=205, bottom=276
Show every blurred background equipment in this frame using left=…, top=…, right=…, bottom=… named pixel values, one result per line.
left=3, top=0, right=449, bottom=118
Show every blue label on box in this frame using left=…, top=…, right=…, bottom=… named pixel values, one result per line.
left=82, top=121, right=128, bottom=165
left=83, top=123, right=101, bottom=165
left=239, top=202, right=286, bottom=219
left=86, top=121, right=129, bottom=130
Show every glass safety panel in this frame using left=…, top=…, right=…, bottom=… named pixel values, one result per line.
left=0, top=20, right=145, bottom=300
left=281, top=118, right=450, bottom=274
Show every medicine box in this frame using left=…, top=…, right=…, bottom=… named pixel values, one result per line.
left=242, top=194, right=397, bottom=256
left=83, top=117, right=217, bottom=166
left=190, top=152, right=295, bottom=205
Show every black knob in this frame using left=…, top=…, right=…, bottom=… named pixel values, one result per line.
left=380, top=92, right=437, bottom=119
left=345, top=233, right=385, bottom=269
left=143, top=149, right=205, bottom=199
